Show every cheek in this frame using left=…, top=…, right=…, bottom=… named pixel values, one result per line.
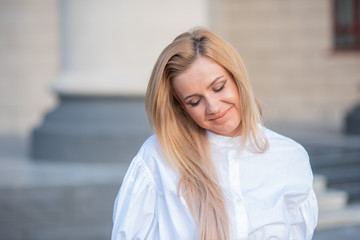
left=227, top=80, right=241, bottom=101
left=228, top=88, right=241, bottom=107
left=233, top=93, right=241, bottom=107
left=184, top=107, right=204, bottom=124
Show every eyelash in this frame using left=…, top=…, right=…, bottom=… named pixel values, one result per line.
left=189, top=100, right=200, bottom=107
left=214, top=81, right=226, bottom=92
left=187, top=81, right=227, bottom=107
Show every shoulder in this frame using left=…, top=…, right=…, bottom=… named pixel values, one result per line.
left=262, top=127, right=313, bottom=184
left=137, top=135, right=161, bottom=158
left=113, top=135, right=163, bottom=207
left=135, top=135, right=169, bottom=171
left=112, top=137, right=161, bottom=239
left=129, top=134, right=178, bottom=190
left=264, top=127, right=308, bottom=158
left=127, top=135, right=161, bottom=177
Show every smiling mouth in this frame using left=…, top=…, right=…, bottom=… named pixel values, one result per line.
left=209, top=107, right=232, bottom=121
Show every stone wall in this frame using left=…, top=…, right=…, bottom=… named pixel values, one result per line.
left=2, top=0, right=360, bottom=134
left=0, top=0, right=209, bottom=135
left=0, top=0, right=58, bottom=134
left=210, top=0, right=360, bottom=129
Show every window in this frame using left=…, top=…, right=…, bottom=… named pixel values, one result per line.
left=334, top=0, right=360, bottom=50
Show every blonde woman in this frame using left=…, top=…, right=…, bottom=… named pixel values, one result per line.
left=111, top=27, right=318, bottom=240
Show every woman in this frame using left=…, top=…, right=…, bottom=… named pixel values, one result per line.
left=112, top=27, right=318, bottom=240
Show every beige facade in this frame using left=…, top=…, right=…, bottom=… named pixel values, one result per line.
left=1, top=0, right=359, bottom=134
left=0, top=0, right=58, bottom=134
left=210, top=0, right=360, bottom=129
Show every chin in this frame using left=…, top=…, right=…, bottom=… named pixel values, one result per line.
left=213, top=128, right=239, bottom=137
left=221, top=124, right=242, bottom=137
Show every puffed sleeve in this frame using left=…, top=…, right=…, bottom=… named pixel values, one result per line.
left=289, top=189, right=318, bottom=240
left=111, top=154, right=159, bottom=240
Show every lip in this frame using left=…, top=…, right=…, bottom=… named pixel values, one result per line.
left=209, top=107, right=232, bottom=122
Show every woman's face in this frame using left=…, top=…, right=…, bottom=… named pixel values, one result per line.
left=173, top=57, right=242, bottom=137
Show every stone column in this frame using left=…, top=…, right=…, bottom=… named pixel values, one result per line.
left=31, top=0, right=209, bottom=162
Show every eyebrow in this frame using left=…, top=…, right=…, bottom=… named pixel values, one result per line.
left=207, top=75, right=224, bottom=89
left=183, top=75, right=224, bottom=101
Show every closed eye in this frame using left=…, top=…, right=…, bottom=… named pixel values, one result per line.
left=214, top=80, right=227, bottom=92
left=187, top=98, right=201, bottom=107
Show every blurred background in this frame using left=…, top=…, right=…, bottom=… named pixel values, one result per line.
left=0, top=0, right=360, bottom=239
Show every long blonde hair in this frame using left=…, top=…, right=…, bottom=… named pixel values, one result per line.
left=146, top=27, right=267, bottom=240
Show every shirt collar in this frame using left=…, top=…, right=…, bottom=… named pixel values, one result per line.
left=206, top=130, right=242, bottom=148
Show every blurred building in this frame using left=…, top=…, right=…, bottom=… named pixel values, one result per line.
left=0, top=1, right=59, bottom=134
left=1, top=1, right=360, bottom=239
left=210, top=0, right=360, bottom=129
left=0, top=0, right=359, bottom=136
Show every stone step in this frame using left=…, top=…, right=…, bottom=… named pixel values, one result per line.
left=313, top=175, right=327, bottom=193
left=310, top=152, right=360, bottom=170
left=31, top=96, right=153, bottom=163
left=307, top=145, right=360, bottom=203
left=313, top=166, right=360, bottom=202
left=317, top=203, right=360, bottom=230
left=0, top=180, right=122, bottom=240
left=330, top=182, right=360, bottom=202
left=314, top=174, right=349, bottom=211
left=313, top=224, right=360, bottom=240
left=0, top=158, right=128, bottom=240
left=315, top=165, right=360, bottom=185
left=317, top=188, right=348, bottom=211
left=0, top=182, right=120, bottom=240
left=304, top=144, right=360, bottom=157
left=23, top=225, right=111, bottom=240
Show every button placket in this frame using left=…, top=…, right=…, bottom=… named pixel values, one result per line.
left=228, top=151, right=248, bottom=239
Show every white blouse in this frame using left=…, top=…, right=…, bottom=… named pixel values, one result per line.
left=111, top=127, right=318, bottom=240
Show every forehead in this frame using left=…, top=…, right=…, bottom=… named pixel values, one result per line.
left=178, top=57, right=225, bottom=81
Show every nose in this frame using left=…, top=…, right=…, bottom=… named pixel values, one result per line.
left=205, top=96, right=220, bottom=115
